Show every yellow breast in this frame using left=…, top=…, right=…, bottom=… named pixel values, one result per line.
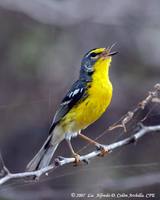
left=62, top=57, right=113, bottom=132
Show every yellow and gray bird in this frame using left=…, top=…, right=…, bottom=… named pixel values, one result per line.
left=26, top=47, right=117, bottom=171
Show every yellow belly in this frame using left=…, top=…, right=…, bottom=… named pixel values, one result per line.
left=61, top=80, right=112, bottom=133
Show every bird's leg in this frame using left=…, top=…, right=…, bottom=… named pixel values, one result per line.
left=78, top=132, right=108, bottom=156
left=65, top=138, right=81, bottom=165
left=78, top=132, right=98, bottom=145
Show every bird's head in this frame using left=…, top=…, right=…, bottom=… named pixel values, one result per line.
left=80, top=46, right=118, bottom=80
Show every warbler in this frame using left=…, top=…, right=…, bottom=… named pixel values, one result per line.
left=26, top=47, right=117, bottom=171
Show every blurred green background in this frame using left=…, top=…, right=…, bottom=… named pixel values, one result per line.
left=0, top=0, right=160, bottom=199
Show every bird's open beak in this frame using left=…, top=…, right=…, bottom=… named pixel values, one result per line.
left=108, top=51, right=118, bottom=56
left=106, top=43, right=118, bottom=56
left=100, top=49, right=118, bottom=58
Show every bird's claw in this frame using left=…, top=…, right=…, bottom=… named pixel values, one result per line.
left=96, top=144, right=108, bottom=157
left=73, top=153, right=81, bottom=166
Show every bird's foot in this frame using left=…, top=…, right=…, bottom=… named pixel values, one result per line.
left=73, top=153, right=81, bottom=166
left=96, top=144, right=108, bottom=157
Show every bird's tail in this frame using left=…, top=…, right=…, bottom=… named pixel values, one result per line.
left=26, top=134, right=59, bottom=172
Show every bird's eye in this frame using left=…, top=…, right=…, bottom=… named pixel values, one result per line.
left=90, top=52, right=98, bottom=58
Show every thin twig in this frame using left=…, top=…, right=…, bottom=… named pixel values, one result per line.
left=109, top=83, right=160, bottom=132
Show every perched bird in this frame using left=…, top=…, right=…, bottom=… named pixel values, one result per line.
left=26, top=47, right=117, bottom=171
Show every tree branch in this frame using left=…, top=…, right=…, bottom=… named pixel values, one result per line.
left=0, top=124, right=160, bottom=186
left=0, top=83, right=159, bottom=186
